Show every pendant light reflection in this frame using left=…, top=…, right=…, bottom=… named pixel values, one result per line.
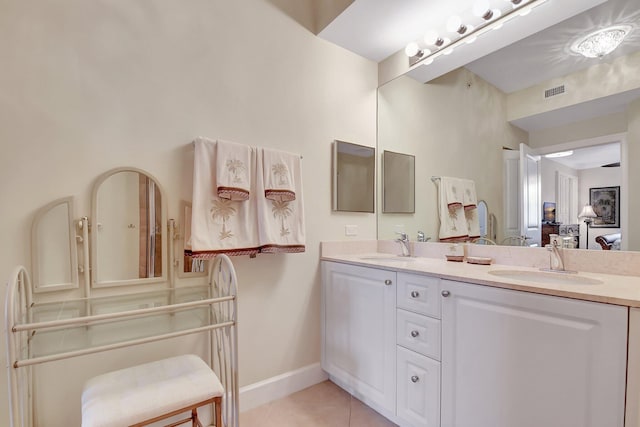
left=570, top=25, right=632, bottom=59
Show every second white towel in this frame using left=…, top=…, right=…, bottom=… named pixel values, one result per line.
left=262, top=148, right=297, bottom=201
left=256, top=148, right=305, bottom=253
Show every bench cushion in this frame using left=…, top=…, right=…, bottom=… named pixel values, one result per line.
left=82, top=354, right=223, bottom=427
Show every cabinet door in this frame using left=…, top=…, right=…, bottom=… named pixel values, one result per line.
left=441, top=280, right=628, bottom=427
left=321, top=262, right=396, bottom=414
left=397, top=346, right=440, bottom=427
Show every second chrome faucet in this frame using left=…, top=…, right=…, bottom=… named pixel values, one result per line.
left=395, top=232, right=411, bottom=257
left=544, top=241, right=576, bottom=273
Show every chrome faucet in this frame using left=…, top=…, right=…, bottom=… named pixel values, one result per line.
left=417, top=231, right=431, bottom=243
left=395, top=232, right=411, bottom=257
left=547, top=241, right=565, bottom=271
left=542, top=241, right=578, bottom=274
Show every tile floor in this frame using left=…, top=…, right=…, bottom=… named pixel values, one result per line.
left=240, top=380, right=398, bottom=427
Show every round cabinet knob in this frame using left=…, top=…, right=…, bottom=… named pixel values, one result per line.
left=410, top=330, right=420, bottom=338
left=411, top=375, right=420, bottom=383
left=384, top=279, right=392, bottom=286
left=441, top=290, right=451, bottom=297
left=410, top=291, right=420, bottom=298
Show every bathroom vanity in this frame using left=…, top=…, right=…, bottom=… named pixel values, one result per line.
left=321, top=247, right=639, bottom=427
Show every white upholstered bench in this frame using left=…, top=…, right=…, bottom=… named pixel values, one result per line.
left=81, top=354, right=224, bottom=427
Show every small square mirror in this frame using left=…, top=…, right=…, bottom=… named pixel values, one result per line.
left=332, top=140, right=375, bottom=213
left=382, top=150, right=415, bottom=213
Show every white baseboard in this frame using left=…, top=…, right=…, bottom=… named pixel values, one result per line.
left=239, top=363, right=328, bottom=412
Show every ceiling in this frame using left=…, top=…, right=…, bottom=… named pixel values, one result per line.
left=466, top=0, right=640, bottom=93
left=317, top=0, right=640, bottom=151
left=546, top=142, right=620, bottom=170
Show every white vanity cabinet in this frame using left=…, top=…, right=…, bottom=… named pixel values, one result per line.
left=322, top=260, right=629, bottom=427
left=321, top=261, right=397, bottom=418
left=440, top=279, right=628, bottom=427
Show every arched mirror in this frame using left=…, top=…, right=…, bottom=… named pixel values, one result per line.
left=91, top=167, right=167, bottom=287
left=31, top=196, right=79, bottom=292
left=477, top=200, right=489, bottom=237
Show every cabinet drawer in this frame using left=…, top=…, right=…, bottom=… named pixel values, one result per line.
left=397, top=273, right=440, bottom=318
left=397, top=346, right=441, bottom=427
left=397, top=308, right=441, bottom=360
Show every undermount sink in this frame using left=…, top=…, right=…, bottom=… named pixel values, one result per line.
left=359, top=255, right=416, bottom=262
left=488, top=269, right=603, bottom=286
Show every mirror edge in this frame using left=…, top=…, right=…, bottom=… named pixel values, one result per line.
left=30, top=196, right=79, bottom=293
left=176, top=200, right=208, bottom=279
left=90, top=167, right=168, bottom=288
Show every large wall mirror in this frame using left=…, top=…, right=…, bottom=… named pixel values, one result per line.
left=31, top=197, right=79, bottom=292
left=332, top=140, right=375, bottom=213
left=376, top=0, right=638, bottom=250
left=91, top=167, right=167, bottom=287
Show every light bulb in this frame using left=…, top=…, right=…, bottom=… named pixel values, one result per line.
left=446, top=15, right=465, bottom=34
left=472, top=0, right=491, bottom=17
left=405, top=42, right=420, bottom=57
left=424, top=30, right=440, bottom=46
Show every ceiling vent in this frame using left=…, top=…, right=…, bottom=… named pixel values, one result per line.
left=602, top=162, right=621, bottom=168
left=544, top=84, right=565, bottom=99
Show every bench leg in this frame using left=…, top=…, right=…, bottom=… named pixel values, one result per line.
left=191, top=408, right=201, bottom=427
left=215, top=396, right=222, bottom=427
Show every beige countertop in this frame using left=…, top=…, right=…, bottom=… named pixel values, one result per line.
left=321, top=252, right=640, bottom=308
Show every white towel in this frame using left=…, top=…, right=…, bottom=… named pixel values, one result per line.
left=190, top=137, right=260, bottom=258
left=216, top=139, right=252, bottom=201
left=443, top=176, right=464, bottom=209
left=466, top=208, right=481, bottom=239
left=256, top=148, right=305, bottom=253
left=462, top=179, right=477, bottom=210
left=438, top=177, right=469, bottom=242
left=262, top=148, right=297, bottom=202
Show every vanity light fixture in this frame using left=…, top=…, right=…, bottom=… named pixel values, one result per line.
left=570, top=25, right=632, bottom=59
left=544, top=150, right=573, bottom=158
left=405, top=0, right=548, bottom=67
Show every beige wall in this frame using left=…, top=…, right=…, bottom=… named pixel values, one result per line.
left=377, top=68, right=528, bottom=243
left=0, top=1, right=377, bottom=425
left=528, top=112, right=628, bottom=149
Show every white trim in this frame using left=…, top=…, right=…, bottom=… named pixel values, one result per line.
left=239, top=363, right=328, bottom=413
left=532, top=132, right=626, bottom=156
